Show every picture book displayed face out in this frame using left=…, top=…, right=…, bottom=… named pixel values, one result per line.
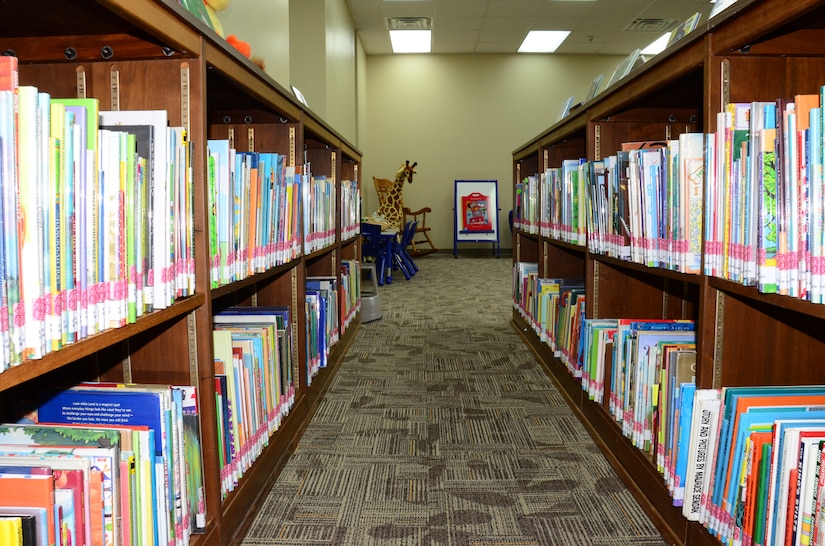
left=605, top=49, right=642, bottom=89
left=556, top=95, right=575, bottom=122
left=667, top=12, right=702, bottom=47
left=585, top=73, right=603, bottom=103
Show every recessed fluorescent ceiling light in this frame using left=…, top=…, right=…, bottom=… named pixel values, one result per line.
left=518, top=30, right=570, bottom=53
left=390, top=30, right=432, bottom=53
left=389, top=30, right=432, bottom=53
left=641, top=32, right=672, bottom=55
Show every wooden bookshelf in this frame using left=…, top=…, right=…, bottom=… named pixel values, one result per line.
left=0, top=1, right=362, bottom=545
left=511, top=0, right=825, bottom=544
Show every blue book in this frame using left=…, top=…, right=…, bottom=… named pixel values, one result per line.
left=0, top=464, right=51, bottom=476
left=307, top=276, right=339, bottom=346
left=674, top=382, right=697, bottom=504
left=207, top=139, right=232, bottom=285
left=306, top=289, right=326, bottom=369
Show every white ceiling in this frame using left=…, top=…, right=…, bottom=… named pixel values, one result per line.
left=346, top=0, right=716, bottom=55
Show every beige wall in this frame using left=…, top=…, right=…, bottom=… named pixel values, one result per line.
left=218, top=0, right=358, bottom=145
left=362, top=53, right=622, bottom=251
left=324, top=0, right=357, bottom=142
left=219, top=0, right=291, bottom=86
left=356, top=36, right=367, bottom=148
left=217, top=4, right=623, bottom=251
left=289, top=0, right=326, bottom=117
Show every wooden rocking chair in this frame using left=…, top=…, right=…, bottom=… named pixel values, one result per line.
left=403, top=206, right=438, bottom=257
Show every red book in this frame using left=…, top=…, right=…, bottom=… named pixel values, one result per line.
left=786, top=466, right=799, bottom=546
left=89, top=469, right=104, bottom=546
left=0, top=55, right=18, bottom=93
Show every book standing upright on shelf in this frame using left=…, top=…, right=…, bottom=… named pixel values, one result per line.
left=98, top=110, right=169, bottom=311
left=0, top=422, right=125, bottom=546
left=51, top=97, right=100, bottom=341
left=31, top=384, right=196, bottom=546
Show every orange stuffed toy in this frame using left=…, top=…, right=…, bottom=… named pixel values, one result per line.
left=226, top=35, right=251, bottom=58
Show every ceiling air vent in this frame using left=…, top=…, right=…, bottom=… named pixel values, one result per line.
left=387, top=17, right=432, bottom=31
left=624, top=18, right=680, bottom=32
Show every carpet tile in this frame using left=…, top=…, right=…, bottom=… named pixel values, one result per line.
left=240, top=255, right=670, bottom=545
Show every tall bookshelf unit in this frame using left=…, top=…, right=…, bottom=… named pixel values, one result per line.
left=512, top=1, right=825, bottom=544
left=0, top=1, right=362, bottom=545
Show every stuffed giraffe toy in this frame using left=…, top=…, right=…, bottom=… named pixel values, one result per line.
left=375, top=160, right=417, bottom=230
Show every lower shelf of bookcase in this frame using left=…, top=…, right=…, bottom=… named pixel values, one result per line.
left=220, top=318, right=361, bottom=545
left=511, top=313, right=720, bottom=546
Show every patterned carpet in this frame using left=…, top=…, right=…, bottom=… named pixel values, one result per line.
left=240, top=254, right=669, bottom=545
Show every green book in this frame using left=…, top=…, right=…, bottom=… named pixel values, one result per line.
left=753, top=441, right=772, bottom=545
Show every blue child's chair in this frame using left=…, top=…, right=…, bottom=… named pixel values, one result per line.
left=361, top=223, right=390, bottom=285
left=391, top=220, right=418, bottom=280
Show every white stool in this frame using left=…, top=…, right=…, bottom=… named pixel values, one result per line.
left=360, top=262, right=382, bottom=322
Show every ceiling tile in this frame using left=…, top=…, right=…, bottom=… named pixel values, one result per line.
left=434, top=2, right=489, bottom=17
left=485, top=0, right=543, bottom=17
left=482, top=17, right=535, bottom=32
left=435, top=16, right=485, bottom=31
left=346, top=0, right=714, bottom=55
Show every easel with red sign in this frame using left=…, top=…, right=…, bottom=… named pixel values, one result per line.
left=453, top=179, right=500, bottom=258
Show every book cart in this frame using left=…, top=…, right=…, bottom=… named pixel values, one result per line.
left=0, top=0, right=361, bottom=545
left=512, top=0, right=825, bottom=544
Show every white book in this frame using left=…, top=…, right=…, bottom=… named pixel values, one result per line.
left=99, top=110, right=169, bottom=310
left=795, top=437, right=824, bottom=546
left=681, top=389, right=721, bottom=518
left=679, top=132, right=705, bottom=275
left=18, top=86, right=46, bottom=360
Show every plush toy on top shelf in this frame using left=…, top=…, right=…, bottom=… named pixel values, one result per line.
left=201, top=0, right=266, bottom=70
left=203, top=0, right=228, bottom=36
left=226, top=35, right=251, bottom=58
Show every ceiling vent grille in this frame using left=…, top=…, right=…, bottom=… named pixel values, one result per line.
left=387, top=17, right=432, bottom=31
left=624, top=18, right=680, bottom=32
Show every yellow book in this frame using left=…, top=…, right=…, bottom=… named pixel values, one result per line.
left=0, top=516, right=23, bottom=546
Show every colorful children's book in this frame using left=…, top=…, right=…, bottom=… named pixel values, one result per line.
left=174, top=385, right=206, bottom=534
left=708, top=386, right=825, bottom=537
left=0, top=423, right=121, bottom=546
left=0, top=454, right=91, bottom=546
left=49, top=98, right=97, bottom=338
left=35, top=384, right=178, bottom=546
left=98, top=110, right=169, bottom=311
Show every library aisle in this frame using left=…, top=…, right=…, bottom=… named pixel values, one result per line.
left=238, top=256, right=667, bottom=546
